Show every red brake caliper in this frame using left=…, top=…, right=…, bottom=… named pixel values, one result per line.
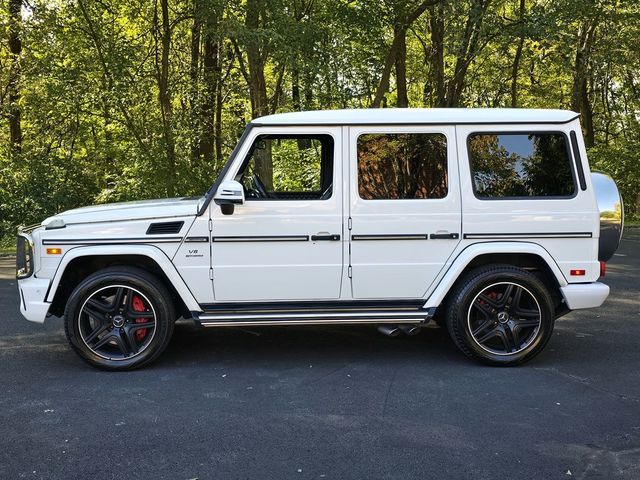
left=479, top=291, right=498, bottom=306
left=132, top=295, right=149, bottom=342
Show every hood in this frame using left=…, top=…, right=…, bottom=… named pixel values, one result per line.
left=42, top=197, right=203, bottom=226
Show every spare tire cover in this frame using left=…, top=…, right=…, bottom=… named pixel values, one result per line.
left=591, top=172, right=624, bottom=262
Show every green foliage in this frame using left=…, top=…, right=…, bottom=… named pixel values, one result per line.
left=271, top=139, right=322, bottom=192
left=0, top=0, right=638, bottom=244
left=588, top=142, right=640, bottom=219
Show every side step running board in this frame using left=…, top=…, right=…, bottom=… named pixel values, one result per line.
left=194, top=306, right=435, bottom=328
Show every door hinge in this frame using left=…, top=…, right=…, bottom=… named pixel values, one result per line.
left=208, top=218, right=213, bottom=231
left=348, top=217, right=352, bottom=230
left=348, top=266, right=352, bottom=278
left=209, top=268, right=213, bottom=280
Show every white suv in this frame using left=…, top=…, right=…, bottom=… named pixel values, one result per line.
left=16, top=108, right=623, bottom=370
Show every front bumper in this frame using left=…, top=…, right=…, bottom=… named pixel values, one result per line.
left=18, top=277, right=51, bottom=323
left=560, top=282, right=610, bottom=310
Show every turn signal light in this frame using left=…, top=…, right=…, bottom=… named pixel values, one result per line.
left=46, top=248, right=62, bottom=255
left=570, top=269, right=586, bottom=276
left=599, top=261, right=606, bottom=278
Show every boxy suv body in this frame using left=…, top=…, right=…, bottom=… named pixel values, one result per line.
left=16, top=109, right=623, bottom=370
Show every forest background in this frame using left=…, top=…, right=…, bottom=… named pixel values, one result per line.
left=1, top=0, right=638, bottom=249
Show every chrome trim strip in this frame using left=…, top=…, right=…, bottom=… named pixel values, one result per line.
left=198, top=311, right=429, bottom=322
left=42, top=237, right=183, bottom=245
left=201, top=318, right=426, bottom=327
left=184, top=236, right=210, bottom=243
left=351, top=234, right=429, bottom=241
left=212, top=235, right=310, bottom=242
left=463, top=232, right=593, bottom=240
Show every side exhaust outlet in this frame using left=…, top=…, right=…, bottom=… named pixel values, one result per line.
left=399, top=325, right=421, bottom=336
left=377, top=325, right=401, bottom=337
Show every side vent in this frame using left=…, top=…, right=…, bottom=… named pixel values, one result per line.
left=146, top=221, right=184, bottom=235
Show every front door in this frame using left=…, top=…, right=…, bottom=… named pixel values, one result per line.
left=348, top=125, right=461, bottom=299
left=211, top=127, right=344, bottom=302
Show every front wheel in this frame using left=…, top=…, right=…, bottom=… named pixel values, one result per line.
left=445, top=265, right=555, bottom=366
left=64, top=267, right=175, bottom=370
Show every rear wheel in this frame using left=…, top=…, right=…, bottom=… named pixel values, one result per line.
left=445, top=265, right=555, bottom=366
left=64, top=267, right=175, bottom=370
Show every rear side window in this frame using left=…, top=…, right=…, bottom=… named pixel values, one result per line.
left=357, top=133, right=448, bottom=200
left=468, top=132, right=575, bottom=198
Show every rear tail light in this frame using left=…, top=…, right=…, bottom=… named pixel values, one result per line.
left=599, top=261, right=606, bottom=278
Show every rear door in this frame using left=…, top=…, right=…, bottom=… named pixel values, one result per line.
left=348, top=125, right=461, bottom=299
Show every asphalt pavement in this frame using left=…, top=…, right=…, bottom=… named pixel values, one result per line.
left=0, top=231, right=639, bottom=479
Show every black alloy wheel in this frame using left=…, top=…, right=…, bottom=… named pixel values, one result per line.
left=64, top=267, right=175, bottom=370
left=467, top=282, right=542, bottom=355
left=78, top=285, right=157, bottom=360
left=445, top=265, right=555, bottom=366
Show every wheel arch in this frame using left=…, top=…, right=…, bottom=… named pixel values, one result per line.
left=47, top=246, right=199, bottom=317
left=424, top=242, right=568, bottom=314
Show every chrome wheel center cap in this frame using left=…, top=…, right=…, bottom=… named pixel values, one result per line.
left=112, top=315, right=125, bottom=328
left=497, top=311, right=510, bottom=324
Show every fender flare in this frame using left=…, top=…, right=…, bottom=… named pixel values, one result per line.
left=423, top=241, right=568, bottom=309
left=45, top=245, right=201, bottom=312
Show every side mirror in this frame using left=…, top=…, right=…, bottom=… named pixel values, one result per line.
left=213, top=180, right=245, bottom=215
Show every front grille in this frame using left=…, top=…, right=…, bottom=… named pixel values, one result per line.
left=16, top=234, right=34, bottom=279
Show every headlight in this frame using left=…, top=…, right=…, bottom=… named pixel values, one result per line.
left=16, top=233, right=34, bottom=279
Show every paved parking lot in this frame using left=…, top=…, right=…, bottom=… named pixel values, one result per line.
left=1, top=231, right=639, bottom=479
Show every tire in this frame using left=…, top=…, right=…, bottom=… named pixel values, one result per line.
left=445, top=265, right=555, bottom=366
left=64, top=266, right=176, bottom=370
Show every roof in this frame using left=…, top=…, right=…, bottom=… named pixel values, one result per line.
left=252, top=108, right=579, bottom=126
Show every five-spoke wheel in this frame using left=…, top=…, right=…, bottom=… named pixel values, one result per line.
left=467, top=282, right=542, bottom=356
left=64, top=267, right=175, bottom=370
left=446, top=265, right=555, bottom=365
left=78, top=285, right=157, bottom=360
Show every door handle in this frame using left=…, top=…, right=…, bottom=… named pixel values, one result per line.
left=311, top=234, right=341, bottom=241
left=430, top=233, right=460, bottom=240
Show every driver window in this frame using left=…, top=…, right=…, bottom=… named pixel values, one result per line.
left=235, top=134, right=334, bottom=200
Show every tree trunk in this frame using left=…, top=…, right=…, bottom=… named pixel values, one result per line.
left=245, top=0, right=272, bottom=188
left=429, top=3, right=445, bottom=107
left=371, top=33, right=401, bottom=108
left=292, top=66, right=301, bottom=111
left=189, top=0, right=202, bottom=164
left=199, top=24, right=219, bottom=163
left=155, top=0, right=176, bottom=196
left=303, top=70, right=313, bottom=109
left=571, top=21, right=597, bottom=147
left=510, top=0, right=526, bottom=108
left=8, top=0, right=22, bottom=155
left=214, top=39, right=224, bottom=169
left=395, top=24, right=408, bottom=108
left=445, top=0, right=490, bottom=107
left=246, top=0, right=269, bottom=119
left=371, top=0, right=441, bottom=108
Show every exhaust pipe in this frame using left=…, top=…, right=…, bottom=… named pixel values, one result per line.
left=399, top=324, right=421, bottom=336
left=377, top=324, right=401, bottom=337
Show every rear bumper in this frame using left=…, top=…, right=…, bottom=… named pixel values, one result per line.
left=560, top=282, right=610, bottom=310
left=18, top=277, right=51, bottom=323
